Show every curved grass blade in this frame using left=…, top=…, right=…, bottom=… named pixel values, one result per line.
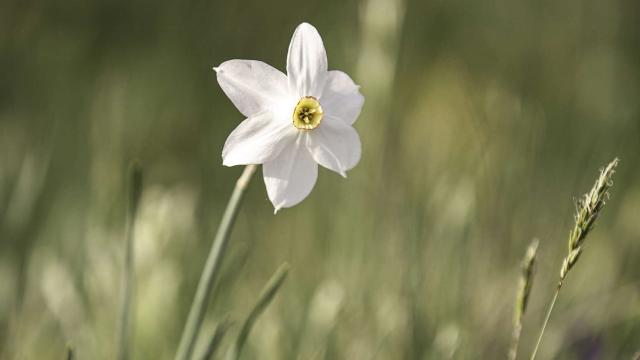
left=197, top=318, right=232, bottom=360
left=226, top=262, right=290, bottom=360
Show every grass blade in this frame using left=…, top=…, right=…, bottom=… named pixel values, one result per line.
left=66, top=343, right=74, bottom=360
left=508, top=239, right=538, bottom=360
left=197, top=319, right=232, bottom=360
left=226, top=262, right=290, bottom=360
left=117, top=161, right=143, bottom=360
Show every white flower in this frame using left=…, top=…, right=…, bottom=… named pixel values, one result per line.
left=215, top=22, right=364, bottom=212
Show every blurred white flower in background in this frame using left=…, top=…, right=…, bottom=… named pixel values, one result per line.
left=215, top=22, right=364, bottom=212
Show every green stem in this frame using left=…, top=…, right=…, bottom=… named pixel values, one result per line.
left=530, top=284, right=562, bottom=360
left=175, top=165, right=258, bottom=360
left=66, top=343, right=74, bottom=360
left=117, top=162, right=142, bottom=360
left=508, top=322, right=522, bottom=360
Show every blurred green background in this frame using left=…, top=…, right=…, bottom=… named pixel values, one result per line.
left=1, top=0, right=639, bottom=358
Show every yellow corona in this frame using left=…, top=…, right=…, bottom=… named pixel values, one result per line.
left=293, top=96, right=323, bottom=130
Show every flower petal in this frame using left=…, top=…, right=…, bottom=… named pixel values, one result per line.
left=320, top=70, right=364, bottom=125
left=306, top=118, right=361, bottom=177
left=286, top=23, right=328, bottom=98
left=222, top=110, right=297, bottom=166
left=215, top=60, right=289, bottom=117
left=263, top=134, right=318, bottom=212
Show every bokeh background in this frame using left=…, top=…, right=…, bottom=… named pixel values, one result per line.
left=1, top=0, right=639, bottom=358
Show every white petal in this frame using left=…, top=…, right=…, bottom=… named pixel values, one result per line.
left=263, top=134, right=318, bottom=212
left=215, top=60, right=289, bottom=117
left=306, top=118, right=361, bottom=177
left=320, top=70, right=364, bottom=125
left=286, top=23, right=328, bottom=98
left=222, top=111, right=297, bottom=166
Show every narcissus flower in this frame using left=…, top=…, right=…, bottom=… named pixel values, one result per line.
left=215, top=23, right=364, bottom=212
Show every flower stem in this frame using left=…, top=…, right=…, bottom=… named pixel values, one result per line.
left=530, top=283, right=562, bottom=360
left=175, top=165, right=258, bottom=360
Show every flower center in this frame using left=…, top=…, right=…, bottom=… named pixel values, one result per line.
left=292, top=96, right=323, bottom=130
